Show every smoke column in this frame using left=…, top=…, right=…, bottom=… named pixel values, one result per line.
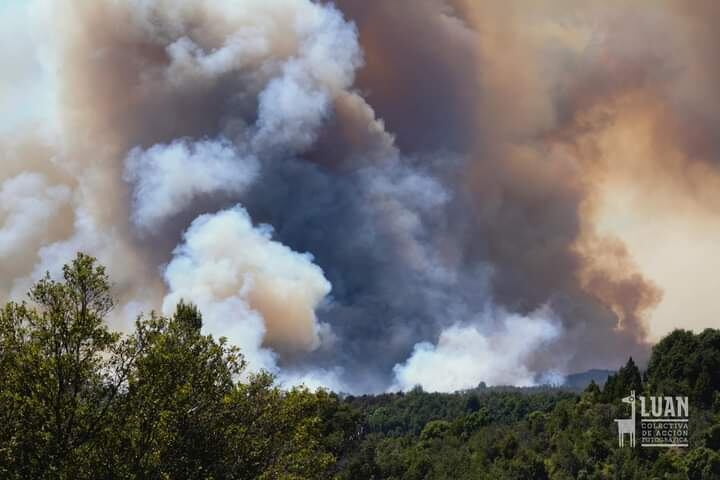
left=1, top=0, right=719, bottom=392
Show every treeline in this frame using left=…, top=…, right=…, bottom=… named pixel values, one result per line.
left=1, top=254, right=719, bottom=479
left=338, top=330, right=720, bottom=479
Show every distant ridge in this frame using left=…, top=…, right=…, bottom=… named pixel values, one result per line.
left=562, top=369, right=614, bottom=390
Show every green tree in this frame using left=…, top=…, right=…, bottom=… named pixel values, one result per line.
left=173, top=299, right=203, bottom=331
left=108, top=305, right=244, bottom=479
left=0, top=253, right=131, bottom=478
left=645, top=329, right=720, bottom=406
left=602, top=357, right=642, bottom=402
left=686, top=447, right=720, bottom=480
left=706, top=423, right=720, bottom=451
left=0, top=253, right=362, bottom=480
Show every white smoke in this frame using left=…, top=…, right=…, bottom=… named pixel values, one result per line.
left=0, top=0, right=359, bottom=354
left=162, top=206, right=332, bottom=372
left=0, top=0, right=56, bottom=134
left=0, top=173, right=71, bottom=259
left=391, top=307, right=562, bottom=392
left=122, top=0, right=364, bottom=235
left=125, top=138, right=259, bottom=230
left=277, top=366, right=348, bottom=393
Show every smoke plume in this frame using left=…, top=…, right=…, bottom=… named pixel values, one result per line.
left=2, top=0, right=719, bottom=392
left=392, top=307, right=561, bottom=392
left=162, top=206, right=331, bottom=372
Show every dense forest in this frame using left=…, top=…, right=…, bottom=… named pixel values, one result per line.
left=1, top=254, right=719, bottom=479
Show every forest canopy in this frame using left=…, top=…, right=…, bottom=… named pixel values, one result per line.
left=0, top=254, right=719, bottom=479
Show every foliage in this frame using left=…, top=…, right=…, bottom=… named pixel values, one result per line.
left=645, top=329, right=720, bottom=406
left=338, top=331, right=720, bottom=479
left=0, top=254, right=358, bottom=479
left=1, top=254, right=719, bottom=479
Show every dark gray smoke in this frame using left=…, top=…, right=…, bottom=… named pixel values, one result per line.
left=3, top=0, right=720, bottom=392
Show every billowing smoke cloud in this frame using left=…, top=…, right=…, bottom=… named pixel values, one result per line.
left=125, top=139, right=259, bottom=230
left=162, top=206, right=331, bottom=371
left=0, top=173, right=71, bottom=259
left=2, top=0, right=720, bottom=392
left=392, top=307, right=561, bottom=392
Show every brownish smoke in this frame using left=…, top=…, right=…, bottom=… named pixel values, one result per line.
left=332, top=0, right=720, bottom=371
left=3, top=0, right=720, bottom=390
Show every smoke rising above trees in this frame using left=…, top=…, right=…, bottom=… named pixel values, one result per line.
left=2, top=0, right=720, bottom=392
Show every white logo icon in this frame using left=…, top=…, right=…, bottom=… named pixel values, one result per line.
left=614, top=390, right=636, bottom=447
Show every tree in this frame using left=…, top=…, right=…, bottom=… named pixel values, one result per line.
left=465, top=394, right=481, bottom=413
left=646, top=329, right=720, bottom=407
left=602, top=357, right=642, bottom=402
left=705, top=423, right=720, bottom=452
left=686, top=448, right=720, bottom=480
left=0, top=253, right=361, bottom=479
left=173, top=299, right=203, bottom=331
left=583, top=380, right=601, bottom=400
left=108, top=306, right=244, bottom=479
left=0, top=253, right=130, bottom=478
